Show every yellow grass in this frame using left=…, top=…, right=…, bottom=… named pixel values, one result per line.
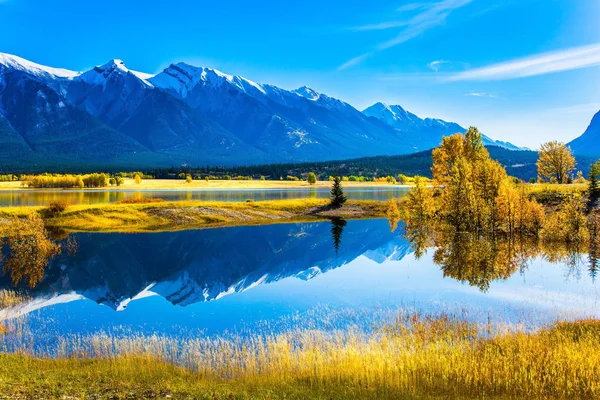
left=524, top=183, right=587, bottom=195
left=0, top=199, right=389, bottom=232
left=0, top=316, right=599, bottom=398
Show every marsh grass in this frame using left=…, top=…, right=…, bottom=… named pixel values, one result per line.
left=0, top=199, right=389, bottom=232
left=0, top=313, right=599, bottom=398
left=0, top=290, right=27, bottom=310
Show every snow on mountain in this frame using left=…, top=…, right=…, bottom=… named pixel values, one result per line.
left=0, top=52, right=78, bottom=80
left=77, top=59, right=153, bottom=87
left=293, top=86, right=320, bottom=101
left=150, top=62, right=266, bottom=97
left=363, top=102, right=522, bottom=150
left=0, top=53, right=526, bottom=167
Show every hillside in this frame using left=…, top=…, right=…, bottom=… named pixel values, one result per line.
left=569, top=110, right=600, bottom=156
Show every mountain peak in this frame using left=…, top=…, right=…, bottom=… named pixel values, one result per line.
left=0, top=52, right=78, bottom=79
left=98, top=59, right=127, bottom=72
left=150, top=62, right=266, bottom=97
left=78, top=59, right=153, bottom=86
left=293, top=86, right=320, bottom=101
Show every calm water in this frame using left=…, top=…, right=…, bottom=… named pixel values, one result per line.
left=1, top=219, right=599, bottom=350
left=0, top=186, right=411, bottom=207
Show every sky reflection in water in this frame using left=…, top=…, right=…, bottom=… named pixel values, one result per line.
left=0, top=219, right=599, bottom=346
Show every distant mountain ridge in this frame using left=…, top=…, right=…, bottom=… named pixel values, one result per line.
left=568, top=110, right=600, bottom=157
left=363, top=102, right=521, bottom=151
left=0, top=52, right=520, bottom=170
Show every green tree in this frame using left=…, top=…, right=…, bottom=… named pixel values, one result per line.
left=330, top=176, right=347, bottom=207
left=589, top=161, right=600, bottom=207
left=307, top=172, right=317, bottom=185
left=536, top=141, right=576, bottom=184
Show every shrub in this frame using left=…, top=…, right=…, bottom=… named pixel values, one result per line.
left=46, top=201, right=71, bottom=217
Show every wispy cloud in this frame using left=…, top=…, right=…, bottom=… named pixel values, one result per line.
left=447, top=43, right=600, bottom=82
left=396, top=3, right=429, bottom=12
left=338, top=52, right=374, bottom=71
left=427, top=60, right=451, bottom=72
left=550, top=103, right=600, bottom=115
left=340, top=0, right=473, bottom=70
left=464, top=91, right=497, bottom=98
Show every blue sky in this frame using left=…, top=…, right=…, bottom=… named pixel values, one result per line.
left=1, top=0, right=598, bottom=148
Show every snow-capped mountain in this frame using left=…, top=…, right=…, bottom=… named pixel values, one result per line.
left=568, top=110, right=600, bottom=156
left=0, top=53, right=522, bottom=168
left=363, top=102, right=521, bottom=151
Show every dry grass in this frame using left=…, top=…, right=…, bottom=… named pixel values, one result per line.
left=0, top=199, right=388, bottom=232
left=0, top=315, right=599, bottom=398
left=0, top=290, right=27, bottom=310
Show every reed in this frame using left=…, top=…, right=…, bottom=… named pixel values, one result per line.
left=0, top=313, right=598, bottom=398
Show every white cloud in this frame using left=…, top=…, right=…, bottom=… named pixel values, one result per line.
left=427, top=60, right=451, bottom=72
left=550, top=103, right=600, bottom=115
left=340, top=0, right=473, bottom=70
left=464, top=91, right=497, bottom=98
left=396, top=3, right=429, bottom=12
left=447, top=43, right=600, bottom=82
left=338, top=52, right=374, bottom=71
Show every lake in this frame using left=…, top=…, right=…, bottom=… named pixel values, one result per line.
left=0, top=218, right=598, bottom=354
left=0, top=186, right=411, bottom=207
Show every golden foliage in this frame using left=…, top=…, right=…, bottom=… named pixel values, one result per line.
left=536, top=141, right=576, bottom=184
left=411, top=127, right=545, bottom=236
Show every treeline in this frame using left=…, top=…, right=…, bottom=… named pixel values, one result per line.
left=23, top=173, right=129, bottom=188
left=144, top=146, right=594, bottom=182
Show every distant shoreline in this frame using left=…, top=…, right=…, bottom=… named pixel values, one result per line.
left=0, top=179, right=412, bottom=191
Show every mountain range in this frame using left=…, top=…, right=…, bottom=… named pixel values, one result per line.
left=0, top=53, right=527, bottom=170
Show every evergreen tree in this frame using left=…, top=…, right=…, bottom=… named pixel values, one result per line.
left=588, top=162, right=600, bottom=209
left=330, top=176, right=347, bottom=207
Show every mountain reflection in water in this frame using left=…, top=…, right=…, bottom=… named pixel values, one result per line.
left=0, top=219, right=598, bottom=338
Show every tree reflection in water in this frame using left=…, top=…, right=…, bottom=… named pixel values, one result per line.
left=400, top=216, right=599, bottom=292
left=330, top=218, right=347, bottom=254
left=0, top=215, right=65, bottom=288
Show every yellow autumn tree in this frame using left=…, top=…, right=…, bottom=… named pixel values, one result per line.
left=405, top=127, right=545, bottom=236
left=537, top=141, right=576, bottom=184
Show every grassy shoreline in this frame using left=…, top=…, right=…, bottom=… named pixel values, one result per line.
left=0, top=181, right=589, bottom=233
left=0, top=199, right=388, bottom=232
left=0, top=317, right=598, bottom=399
